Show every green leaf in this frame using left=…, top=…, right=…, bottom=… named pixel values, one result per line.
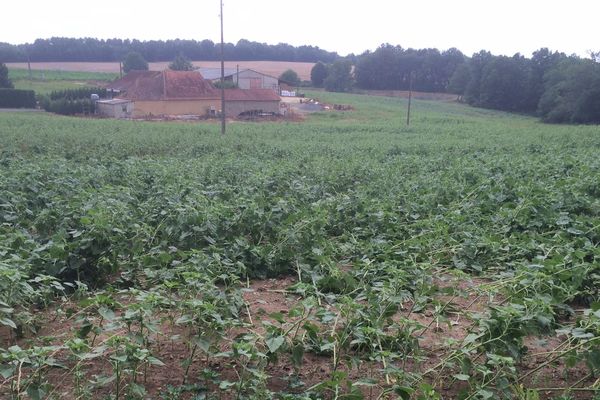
left=291, top=343, right=304, bottom=367
left=0, top=366, right=15, bottom=379
left=98, top=307, right=115, bottom=321
left=394, top=386, right=414, bottom=400
left=147, top=356, right=165, bottom=366
left=265, top=336, right=285, bottom=353
left=0, top=317, right=17, bottom=330
left=453, top=374, right=470, bottom=381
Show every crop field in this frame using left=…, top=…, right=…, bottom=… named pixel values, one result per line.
left=8, top=69, right=118, bottom=96
left=0, top=93, right=599, bottom=399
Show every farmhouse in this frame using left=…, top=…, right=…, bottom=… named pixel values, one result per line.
left=104, top=70, right=280, bottom=118
left=96, top=99, right=134, bottom=118
left=197, top=68, right=280, bottom=91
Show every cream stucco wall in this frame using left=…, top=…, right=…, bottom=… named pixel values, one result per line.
left=133, top=99, right=220, bottom=117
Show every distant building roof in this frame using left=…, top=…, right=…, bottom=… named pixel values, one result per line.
left=106, top=70, right=219, bottom=101
left=97, top=99, right=132, bottom=105
left=196, top=67, right=279, bottom=81
left=196, top=68, right=239, bottom=80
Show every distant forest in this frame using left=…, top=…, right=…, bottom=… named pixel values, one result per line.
left=0, top=38, right=339, bottom=63
left=2, top=37, right=599, bottom=123
left=353, top=45, right=600, bottom=124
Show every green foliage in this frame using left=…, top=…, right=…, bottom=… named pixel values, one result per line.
left=122, top=51, right=148, bottom=73
left=538, top=58, right=600, bottom=124
left=0, top=37, right=339, bottom=63
left=310, top=61, right=328, bottom=87
left=0, top=92, right=599, bottom=398
left=39, top=87, right=107, bottom=115
left=279, top=69, right=301, bottom=86
left=49, top=87, right=107, bottom=100
left=40, top=97, right=96, bottom=115
left=213, top=80, right=238, bottom=89
left=168, top=53, right=194, bottom=71
left=0, top=88, right=35, bottom=108
left=0, top=63, right=13, bottom=88
left=324, top=60, right=354, bottom=92
left=354, top=45, right=466, bottom=92
left=458, top=49, right=600, bottom=124
left=448, top=63, right=470, bottom=96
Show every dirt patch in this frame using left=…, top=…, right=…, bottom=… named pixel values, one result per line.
left=1, top=275, right=596, bottom=399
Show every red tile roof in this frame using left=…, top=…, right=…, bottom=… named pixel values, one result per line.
left=224, top=88, right=281, bottom=102
left=106, top=71, right=279, bottom=103
left=107, top=70, right=219, bottom=101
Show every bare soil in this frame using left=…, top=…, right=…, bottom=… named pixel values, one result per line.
left=1, top=275, right=595, bottom=399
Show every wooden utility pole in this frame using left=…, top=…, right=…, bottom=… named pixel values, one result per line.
left=406, top=71, right=413, bottom=126
left=220, top=0, right=226, bottom=135
left=27, top=53, right=32, bottom=80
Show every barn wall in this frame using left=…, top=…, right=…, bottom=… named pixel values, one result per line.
left=133, top=99, right=219, bottom=117
left=97, top=102, right=134, bottom=118
left=224, top=101, right=280, bottom=117
left=237, top=70, right=279, bottom=91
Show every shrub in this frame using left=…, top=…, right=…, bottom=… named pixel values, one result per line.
left=41, top=97, right=95, bottom=115
left=49, top=87, right=107, bottom=101
left=0, top=89, right=36, bottom=108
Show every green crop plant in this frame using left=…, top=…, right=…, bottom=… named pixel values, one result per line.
left=0, top=89, right=599, bottom=398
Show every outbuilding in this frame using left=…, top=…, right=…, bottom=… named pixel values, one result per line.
left=197, top=68, right=280, bottom=91
left=104, top=70, right=281, bottom=118
left=96, top=99, right=134, bottom=118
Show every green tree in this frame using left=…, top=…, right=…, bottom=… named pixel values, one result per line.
left=324, top=60, right=354, bottom=92
left=122, top=52, right=148, bottom=73
left=447, top=63, right=470, bottom=96
left=279, top=69, right=300, bottom=86
left=0, top=63, right=13, bottom=89
left=463, top=50, right=493, bottom=106
left=310, top=61, right=328, bottom=87
left=169, top=54, right=194, bottom=71
left=538, top=58, right=600, bottom=124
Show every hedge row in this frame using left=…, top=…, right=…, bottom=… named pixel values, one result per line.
left=0, top=89, right=36, bottom=108
left=49, top=87, right=107, bottom=100
left=41, top=98, right=96, bottom=115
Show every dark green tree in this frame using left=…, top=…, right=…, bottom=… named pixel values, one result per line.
left=310, top=61, right=328, bottom=87
left=169, top=54, right=194, bottom=71
left=122, top=51, right=148, bottom=73
left=0, top=63, right=13, bottom=89
left=324, top=60, right=354, bottom=92
left=478, top=54, right=531, bottom=112
left=463, top=50, right=493, bottom=106
left=447, top=63, right=470, bottom=96
left=538, top=58, right=600, bottom=124
left=279, top=69, right=301, bottom=86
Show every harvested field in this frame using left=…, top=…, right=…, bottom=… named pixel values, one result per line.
left=5, top=61, right=315, bottom=80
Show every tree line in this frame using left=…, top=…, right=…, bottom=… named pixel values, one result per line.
left=0, top=37, right=339, bottom=63
left=449, top=49, right=600, bottom=123
left=310, top=44, right=600, bottom=124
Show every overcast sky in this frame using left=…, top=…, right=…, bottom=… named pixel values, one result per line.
left=2, top=0, right=598, bottom=58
